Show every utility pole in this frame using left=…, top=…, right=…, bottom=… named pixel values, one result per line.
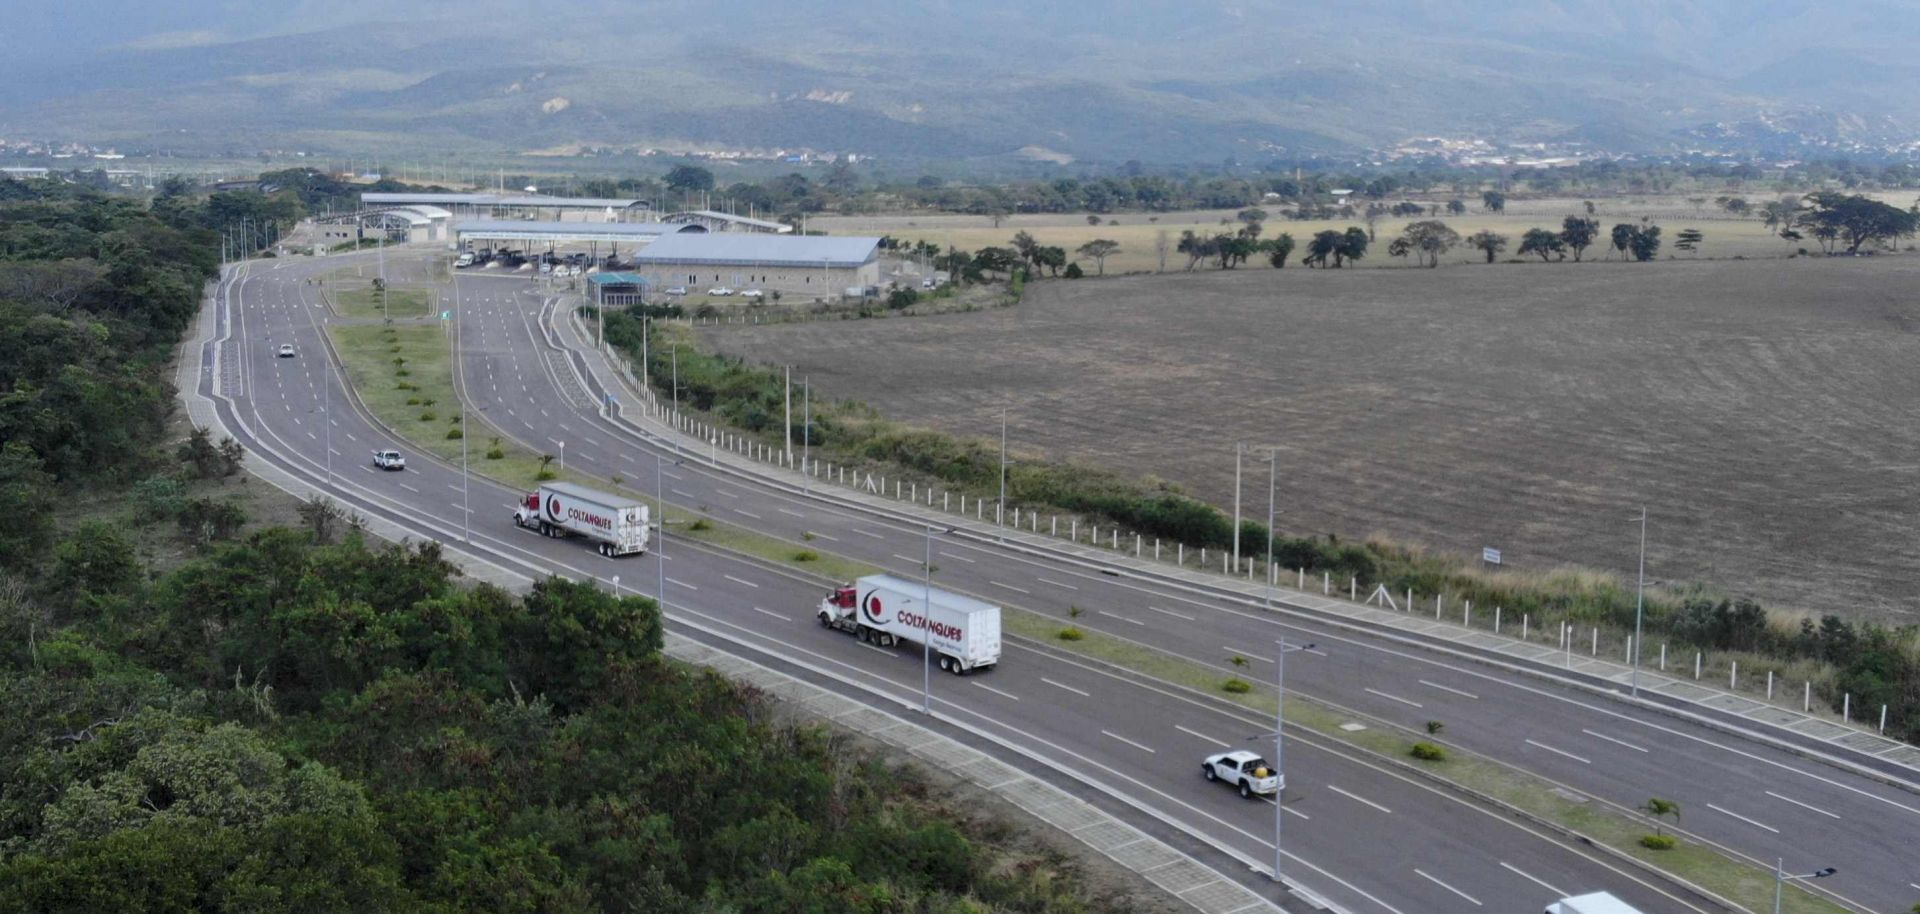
left=803, top=375, right=811, bottom=493
left=784, top=364, right=792, bottom=466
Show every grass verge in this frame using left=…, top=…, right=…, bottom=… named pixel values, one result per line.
left=998, top=608, right=1848, bottom=914
left=326, top=322, right=876, bottom=587
left=331, top=286, right=434, bottom=320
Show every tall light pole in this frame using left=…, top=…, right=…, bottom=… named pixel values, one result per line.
left=655, top=452, right=669, bottom=608
left=1631, top=506, right=1647, bottom=697
left=670, top=347, right=681, bottom=459
left=1268, top=638, right=1314, bottom=890
left=802, top=375, right=811, bottom=493
left=1233, top=442, right=1244, bottom=573
left=1774, top=861, right=1836, bottom=914
left=1264, top=448, right=1276, bottom=610
left=922, top=524, right=955, bottom=715
left=455, top=273, right=470, bottom=541
left=997, top=407, right=1008, bottom=529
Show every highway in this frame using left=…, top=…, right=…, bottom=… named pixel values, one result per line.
left=206, top=247, right=1918, bottom=914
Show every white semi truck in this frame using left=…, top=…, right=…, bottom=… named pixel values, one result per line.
left=818, top=574, right=1002, bottom=674
left=513, top=482, right=650, bottom=557
left=1545, top=892, right=1643, bottom=914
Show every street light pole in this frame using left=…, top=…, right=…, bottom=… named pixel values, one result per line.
left=1632, top=505, right=1647, bottom=697
left=1774, top=860, right=1837, bottom=914
left=1265, top=449, right=1275, bottom=610
left=998, top=407, right=1008, bottom=529
left=1270, top=638, right=1313, bottom=889
left=455, top=270, right=468, bottom=541
left=924, top=524, right=935, bottom=715
left=1233, top=442, right=1244, bottom=573
left=803, top=375, right=811, bottom=493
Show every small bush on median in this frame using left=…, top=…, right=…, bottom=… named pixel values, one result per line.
left=406, top=397, right=421, bottom=405
left=535, top=469, right=557, bottom=481
left=420, top=411, right=436, bottom=421
left=1639, top=834, right=1677, bottom=850
left=792, top=549, right=819, bottom=562
left=446, top=428, right=463, bottom=440
left=1410, top=742, right=1447, bottom=762
left=1057, top=627, right=1084, bottom=641
left=1221, top=678, right=1252, bottom=694
left=688, top=518, right=712, bottom=532
left=486, top=447, right=504, bottom=460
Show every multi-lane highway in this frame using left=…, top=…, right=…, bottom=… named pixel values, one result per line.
left=202, top=246, right=1919, bottom=914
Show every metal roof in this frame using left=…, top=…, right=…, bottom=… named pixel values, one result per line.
left=454, top=220, right=705, bottom=243
left=664, top=209, right=792, bottom=232
left=631, top=234, right=880, bottom=268
left=588, top=272, right=648, bottom=285
left=362, top=192, right=644, bottom=209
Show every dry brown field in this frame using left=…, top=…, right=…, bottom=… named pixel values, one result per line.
left=705, top=254, right=1920, bottom=623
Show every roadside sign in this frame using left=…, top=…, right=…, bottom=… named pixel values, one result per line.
left=440, top=310, right=451, bottom=321
left=1482, top=547, right=1503, bottom=565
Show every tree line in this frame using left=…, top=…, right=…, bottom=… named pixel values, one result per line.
left=0, top=176, right=1139, bottom=912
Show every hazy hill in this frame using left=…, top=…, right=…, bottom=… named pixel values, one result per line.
left=5, top=0, right=1918, bottom=164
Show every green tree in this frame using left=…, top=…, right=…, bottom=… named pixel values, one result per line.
left=1076, top=239, right=1120, bottom=275
left=515, top=576, right=664, bottom=711
left=1446, top=199, right=1466, bottom=216
left=1559, top=216, right=1600, bottom=261
left=1265, top=233, right=1296, bottom=268
left=1799, top=191, right=1920, bottom=253
left=1467, top=230, right=1508, bottom=263
left=1336, top=227, right=1370, bottom=266
left=1628, top=224, right=1663, bottom=261
left=1393, top=220, right=1460, bottom=267
left=1518, top=228, right=1566, bottom=262
left=1481, top=190, right=1506, bottom=213
left=1641, top=797, right=1681, bottom=836
left=1303, top=230, right=1341, bottom=268
left=663, top=165, right=715, bottom=194
left=0, top=444, right=55, bottom=571
left=1610, top=222, right=1636, bottom=259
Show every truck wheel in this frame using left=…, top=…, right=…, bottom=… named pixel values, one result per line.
left=1204, top=765, right=1217, bottom=781
left=856, top=627, right=869, bottom=643
left=818, top=613, right=832, bottom=628
left=1238, top=781, right=1252, bottom=799
left=950, top=660, right=966, bottom=677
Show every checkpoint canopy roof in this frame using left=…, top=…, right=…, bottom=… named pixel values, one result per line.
left=630, top=234, right=881, bottom=268
left=362, top=192, right=645, bottom=209
left=454, top=220, right=706, bottom=244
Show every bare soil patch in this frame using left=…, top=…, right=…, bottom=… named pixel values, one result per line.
left=705, top=256, right=1920, bottom=622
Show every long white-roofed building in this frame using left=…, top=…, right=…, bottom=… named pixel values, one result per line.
left=631, top=235, right=881, bottom=298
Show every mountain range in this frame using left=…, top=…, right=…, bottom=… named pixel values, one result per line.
left=5, top=1, right=1918, bottom=165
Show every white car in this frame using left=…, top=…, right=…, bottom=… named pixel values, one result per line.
left=1203, top=750, right=1281, bottom=798
left=276, top=343, right=296, bottom=358
left=740, top=289, right=764, bottom=299
left=664, top=286, right=688, bottom=296
left=372, top=449, right=406, bottom=471
left=707, top=286, right=735, bottom=296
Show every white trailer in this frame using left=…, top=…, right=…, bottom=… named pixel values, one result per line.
left=513, top=482, right=649, bottom=557
left=1545, top=892, right=1644, bottom=914
left=817, top=574, right=1001, bottom=674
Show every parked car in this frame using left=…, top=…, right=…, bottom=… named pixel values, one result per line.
left=372, top=449, right=406, bottom=471
left=707, top=286, right=735, bottom=296
left=1203, top=750, right=1281, bottom=798
left=664, top=286, right=689, bottom=296
left=276, top=343, right=297, bottom=358
left=740, top=289, right=764, bottom=299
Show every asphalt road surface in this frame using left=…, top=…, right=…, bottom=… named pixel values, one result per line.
left=203, top=249, right=1919, bottom=914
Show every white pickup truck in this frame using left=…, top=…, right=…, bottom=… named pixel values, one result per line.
left=372, top=449, right=406, bottom=471
left=1203, top=750, right=1281, bottom=798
